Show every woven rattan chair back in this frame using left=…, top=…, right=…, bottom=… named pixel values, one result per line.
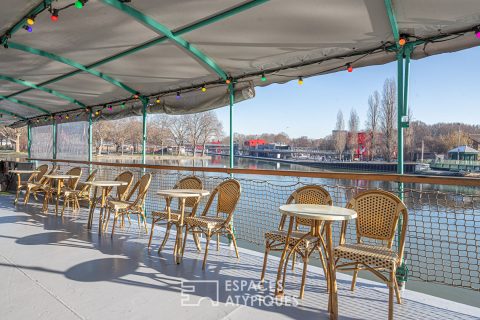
left=79, top=169, right=97, bottom=192
left=114, top=171, right=134, bottom=200
left=201, top=179, right=241, bottom=224
left=174, top=176, right=203, bottom=209
left=34, top=164, right=49, bottom=183
left=126, top=173, right=152, bottom=208
left=280, top=185, right=333, bottom=229
left=347, top=190, right=408, bottom=248
left=65, top=167, right=82, bottom=189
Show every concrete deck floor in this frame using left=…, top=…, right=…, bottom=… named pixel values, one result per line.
left=0, top=194, right=479, bottom=320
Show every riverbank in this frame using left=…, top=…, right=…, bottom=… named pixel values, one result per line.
left=93, top=154, right=211, bottom=161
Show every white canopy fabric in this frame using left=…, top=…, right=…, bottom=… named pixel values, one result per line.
left=0, top=0, right=479, bottom=127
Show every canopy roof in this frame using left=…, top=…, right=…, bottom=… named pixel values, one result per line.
left=0, top=0, right=479, bottom=127
left=448, top=145, right=479, bottom=154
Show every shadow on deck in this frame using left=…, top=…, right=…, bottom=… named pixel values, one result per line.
left=0, top=194, right=478, bottom=320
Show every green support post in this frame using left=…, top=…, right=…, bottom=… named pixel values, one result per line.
left=52, top=121, right=57, bottom=160
left=141, top=98, right=148, bottom=167
left=27, top=124, right=31, bottom=159
left=229, top=83, right=235, bottom=170
left=88, top=110, right=93, bottom=172
left=397, top=51, right=404, bottom=176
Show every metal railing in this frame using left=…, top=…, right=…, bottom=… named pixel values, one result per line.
left=30, top=158, right=480, bottom=291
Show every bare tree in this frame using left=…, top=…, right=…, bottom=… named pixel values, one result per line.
left=380, top=78, right=397, bottom=161
left=148, top=114, right=172, bottom=155
left=348, top=108, right=359, bottom=160
left=170, top=116, right=189, bottom=155
left=334, top=110, right=347, bottom=160
left=198, top=112, right=223, bottom=156
left=0, top=127, right=24, bottom=152
left=366, top=90, right=380, bottom=160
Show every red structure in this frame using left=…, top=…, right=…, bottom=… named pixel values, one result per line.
left=244, top=139, right=266, bottom=148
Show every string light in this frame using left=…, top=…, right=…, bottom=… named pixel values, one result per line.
left=65, top=114, right=69, bottom=119
left=155, top=97, right=160, bottom=103
left=95, top=110, right=100, bottom=116
left=398, top=38, right=406, bottom=46
left=23, top=25, right=32, bottom=33
left=225, top=79, right=231, bottom=84
left=347, top=64, right=353, bottom=72
left=121, top=103, right=126, bottom=109
left=133, top=94, right=139, bottom=99
left=475, top=27, right=480, bottom=39
left=176, top=92, right=181, bottom=100
left=261, top=73, right=267, bottom=82
left=75, top=0, right=86, bottom=9
left=107, top=105, right=113, bottom=111
left=201, top=85, right=207, bottom=92
left=297, top=76, right=303, bottom=85
left=26, top=17, right=35, bottom=25
left=50, top=9, right=59, bottom=22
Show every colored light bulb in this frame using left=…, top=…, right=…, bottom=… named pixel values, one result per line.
left=27, top=18, right=35, bottom=25
left=347, top=64, right=353, bottom=73
left=155, top=97, right=160, bottom=103
left=75, top=1, right=83, bottom=9
left=121, top=103, right=125, bottom=109
left=298, top=77, right=303, bottom=85
left=51, top=12, right=58, bottom=22
left=476, top=31, right=480, bottom=39
left=398, top=38, right=406, bottom=46
left=261, top=73, right=267, bottom=82
left=225, top=79, right=231, bottom=84
left=176, top=92, right=181, bottom=100
left=201, top=86, right=206, bottom=92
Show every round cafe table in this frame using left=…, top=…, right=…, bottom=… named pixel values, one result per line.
left=276, top=204, right=357, bottom=320
left=9, top=169, right=40, bottom=204
left=85, top=180, right=128, bottom=233
left=43, top=174, right=81, bottom=215
left=156, top=189, right=210, bottom=264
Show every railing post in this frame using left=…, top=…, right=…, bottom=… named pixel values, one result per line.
left=27, top=123, right=31, bottom=159
left=88, top=109, right=93, bottom=172
left=52, top=120, right=57, bottom=160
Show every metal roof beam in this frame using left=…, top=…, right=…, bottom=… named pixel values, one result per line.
left=0, top=108, right=26, bottom=120
left=0, top=75, right=85, bottom=107
left=5, top=0, right=268, bottom=104
left=0, top=95, right=49, bottom=114
left=384, top=0, right=400, bottom=48
left=101, top=0, right=228, bottom=80
left=8, top=42, right=140, bottom=95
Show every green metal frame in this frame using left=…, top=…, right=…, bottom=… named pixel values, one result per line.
left=0, top=109, right=25, bottom=120
left=0, top=1, right=53, bottom=43
left=27, top=124, right=31, bottom=158
left=385, top=0, right=410, bottom=285
left=228, top=83, right=235, bottom=169
left=52, top=120, right=57, bottom=159
left=101, top=0, right=228, bottom=80
left=141, top=98, right=148, bottom=165
left=0, top=95, right=49, bottom=114
left=8, top=42, right=139, bottom=95
left=4, top=1, right=268, bottom=108
left=0, top=75, right=85, bottom=107
left=88, top=110, right=93, bottom=172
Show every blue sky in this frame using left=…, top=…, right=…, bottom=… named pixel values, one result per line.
left=215, top=46, right=480, bottom=138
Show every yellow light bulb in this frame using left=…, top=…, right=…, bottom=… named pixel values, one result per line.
left=298, top=77, right=303, bottom=85
left=27, top=18, right=35, bottom=25
left=201, top=86, right=207, bottom=92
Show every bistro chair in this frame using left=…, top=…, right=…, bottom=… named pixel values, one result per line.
left=334, top=190, right=408, bottom=320
left=183, top=179, right=241, bottom=270
left=148, top=176, right=203, bottom=252
left=61, top=169, right=97, bottom=216
left=24, top=164, right=57, bottom=205
left=260, top=185, right=333, bottom=299
left=16, top=164, right=48, bottom=205
left=106, top=173, right=152, bottom=237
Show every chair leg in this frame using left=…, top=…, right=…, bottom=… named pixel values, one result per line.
left=192, top=232, right=201, bottom=251
left=216, top=233, right=220, bottom=251
left=15, top=187, right=20, bottom=205
left=24, top=189, right=31, bottom=205
left=299, top=253, right=309, bottom=299
left=111, top=211, right=118, bottom=238
left=61, top=197, right=66, bottom=217
left=393, top=273, right=402, bottom=304
left=229, top=229, right=240, bottom=259
left=260, top=240, right=270, bottom=284
left=389, top=270, right=395, bottom=320
left=351, top=263, right=360, bottom=291
left=181, top=226, right=189, bottom=259
left=136, top=214, right=141, bottom=230
left=142, top=214, right=148, bottom=233
left=158, top=222, right=172, bottom=253
left=292, top=252, right=297, bottom=270
left=317, top=246, right=329, bottom=293
left=202, top=230, right=212, bottom=270
left=103, top=207, right=111, bottom=232
left=148, top=218, right=156, bottom=248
